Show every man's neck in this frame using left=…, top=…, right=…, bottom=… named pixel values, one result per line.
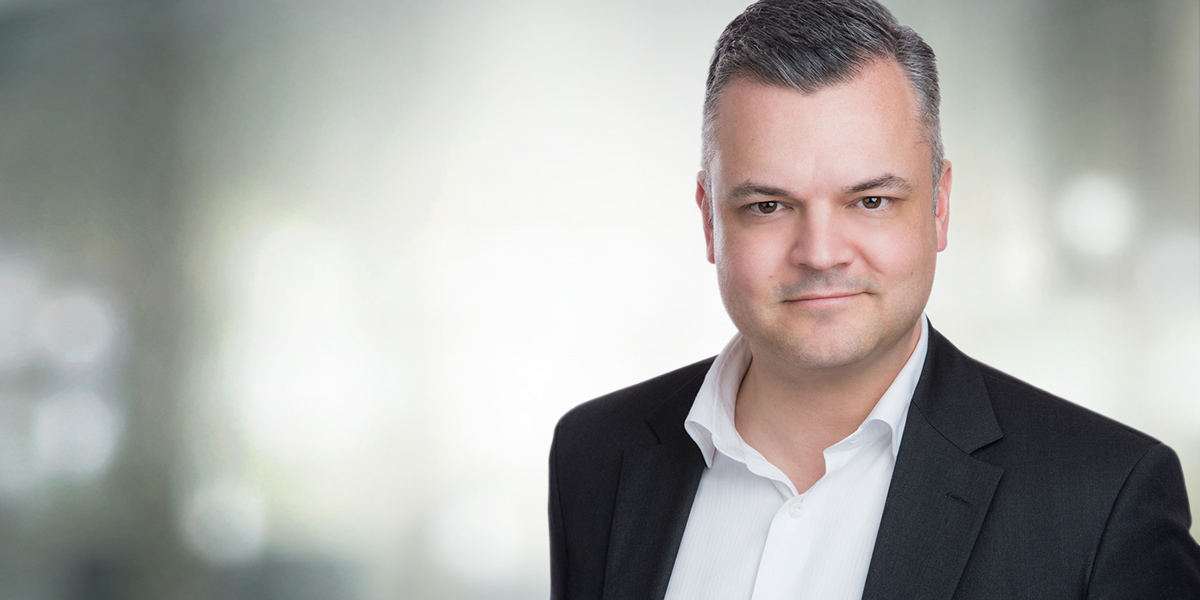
left=733, top=320, right=923, bottom=493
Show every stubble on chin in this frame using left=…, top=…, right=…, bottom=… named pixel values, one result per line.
left=757, top=314, right=873, bottom=371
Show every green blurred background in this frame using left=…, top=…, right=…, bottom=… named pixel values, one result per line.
left=0, top=0, right=1196, bottom=598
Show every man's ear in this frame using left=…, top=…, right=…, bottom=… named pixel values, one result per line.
left=935, top=160, right=952, bottom=252
left=697, top=173, right=716, bottom=264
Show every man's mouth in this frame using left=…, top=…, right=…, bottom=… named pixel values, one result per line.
left=788, top=291, right=862, bottom=301
left=784, top=291, right=864, bottom=306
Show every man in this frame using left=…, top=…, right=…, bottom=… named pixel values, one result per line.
left=548, top=1, right=1200, bottom=598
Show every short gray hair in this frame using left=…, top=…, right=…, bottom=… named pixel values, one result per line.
left=701, top=0, right=944, bottom=200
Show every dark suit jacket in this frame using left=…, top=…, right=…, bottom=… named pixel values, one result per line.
left=549, top=327, right=1200, bottom=599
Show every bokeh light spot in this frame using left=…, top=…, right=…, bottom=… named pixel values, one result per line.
left=1054, top=173, right=1137, bottom=258
left=32, top=390, right=122, bottom=479
left=181, top=480, right=267, bottom=566
left=32, top=289, right=120, bottom=370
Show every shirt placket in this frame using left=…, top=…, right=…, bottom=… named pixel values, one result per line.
left=746, top=425, right=885, bottom=600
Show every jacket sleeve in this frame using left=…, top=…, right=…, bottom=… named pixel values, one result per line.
left=549, top=431, right=567, bottom=599
left=1086, top=443, right=1200, bottom=599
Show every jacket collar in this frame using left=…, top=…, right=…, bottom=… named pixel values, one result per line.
left=604, top=324, right=1005, bottom=600
left=861, top=325, right=1004, bottom=599
left=603, top=362, right=710, bottom=600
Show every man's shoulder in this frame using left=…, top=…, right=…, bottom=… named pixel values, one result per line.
left=970, top=358, right=1160, bottom=462
left=918, top=327, right=1164, bottom=476
left=554, top=357, right=714, bottom=450
left=944, top=356, right=1199, bottom=595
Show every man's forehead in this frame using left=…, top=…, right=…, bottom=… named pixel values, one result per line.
left=709, top=63, right=929, bottom=190
left=716, top=60, right=919, bottom=123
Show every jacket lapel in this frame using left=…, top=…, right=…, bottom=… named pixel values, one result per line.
left=861, top=327, right=1005, bottom=600
left=596, top=329, right=1004, bottom=599
left=603, top=365, right=709, bottom=600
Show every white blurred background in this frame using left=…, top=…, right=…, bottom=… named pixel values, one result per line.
left=0, top=0, right=1195, bottom=598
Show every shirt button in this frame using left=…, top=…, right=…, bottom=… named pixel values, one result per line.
left=788, top=501, right=804, bottom=517
left=848, top=436, right=859, bottom=445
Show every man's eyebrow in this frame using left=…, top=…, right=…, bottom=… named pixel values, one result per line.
left=844, top=174, right=914, bottom=195
left=727, top=182, right=794, bottom=200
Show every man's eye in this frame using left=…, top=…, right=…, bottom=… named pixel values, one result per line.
left=857, top=196, right=889, bottom=210
left=752, top=201, right=780, bottom=214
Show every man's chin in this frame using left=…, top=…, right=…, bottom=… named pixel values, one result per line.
left=755, top=333, right=872, bottom=372
left=763, top=316, right=922, bottom=373
left=731, top=309, right=902, bottom=369
left=782, top=345, right=870, bottom=371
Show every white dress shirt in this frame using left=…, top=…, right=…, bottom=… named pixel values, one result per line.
left=664, top=315, right=930, bottom=600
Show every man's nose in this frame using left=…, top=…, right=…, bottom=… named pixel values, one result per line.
left=790, top=204, right=854, bottom=271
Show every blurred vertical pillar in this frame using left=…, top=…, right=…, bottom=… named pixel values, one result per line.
left=1040, top=0, right=1200, bottom=275
left=0, top=0, right=195, bottom=598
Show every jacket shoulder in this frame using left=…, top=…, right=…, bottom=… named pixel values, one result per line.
left=956, top=360, right=1200, bottom=595
left=554, top=357, right=714, bottom=451
left=974, top=360, right=1160, bottom=461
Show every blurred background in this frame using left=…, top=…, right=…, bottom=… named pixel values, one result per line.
left=0, top=0, right=1195, bottom=598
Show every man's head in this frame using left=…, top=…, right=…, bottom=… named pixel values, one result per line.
left=697, top=0, right=952, bottom=375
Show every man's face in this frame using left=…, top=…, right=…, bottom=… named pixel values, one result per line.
left=699, top=59, right=951, bottom=373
